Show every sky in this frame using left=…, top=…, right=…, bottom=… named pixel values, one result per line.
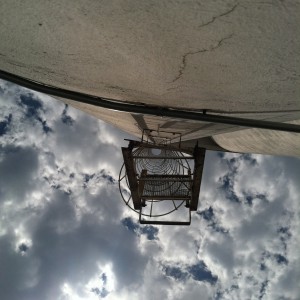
left=0, top=78, right=299, bottom=300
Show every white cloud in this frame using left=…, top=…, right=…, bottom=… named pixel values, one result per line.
left=0, top=79, right=299, bottom=300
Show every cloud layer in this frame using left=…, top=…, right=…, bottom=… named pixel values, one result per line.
left=0, top=79, right=299, bottom=300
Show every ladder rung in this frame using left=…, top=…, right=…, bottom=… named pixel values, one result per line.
left=141, top=196, right=191, bottom=200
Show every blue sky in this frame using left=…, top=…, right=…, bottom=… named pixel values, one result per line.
left=0, top=79, right=299, bottom=300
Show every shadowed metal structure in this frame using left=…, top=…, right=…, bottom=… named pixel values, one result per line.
left=119, top=139, right=205, bottom=225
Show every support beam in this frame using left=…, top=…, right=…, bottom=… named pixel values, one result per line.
left=133, top=156, right=194, bottom=159
left=139, top=220, right=191, bottom=225
left=140, top=196, right=191, bottom=200
left=125, top=139, right=194, bottom=155
left=138, top=169, right=147, bottom=207
left=121, top=147, right=141, bottom=210
left=139, top=208, right=191, bottom=225
left=190, top=148, right=206, bottom=211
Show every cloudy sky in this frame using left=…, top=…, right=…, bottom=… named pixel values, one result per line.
left=0, top=79, right=299, bottom=300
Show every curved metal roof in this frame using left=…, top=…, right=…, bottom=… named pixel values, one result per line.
left=0, top=1, right=299, bottom=156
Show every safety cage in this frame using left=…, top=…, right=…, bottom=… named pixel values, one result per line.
left=119, top=139, right=205, bottom=225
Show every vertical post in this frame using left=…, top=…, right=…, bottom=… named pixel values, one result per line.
left=121, top=147, right=141, bottom=210
left=179, top=134, right=182, bottom=149
left=185, top=169, right=191, bottom=208
left=139, top=169, right=147, bottom=207
left=190, top=147, right=206, bottom=211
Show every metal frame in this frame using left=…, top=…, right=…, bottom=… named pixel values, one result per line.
left=190, top=147, right=206, bottom=211
left=141, top=128, right=182, bottom=146
left=119, top=139, right=206, bottom=225
left=139, top=208, right=191, bottom=225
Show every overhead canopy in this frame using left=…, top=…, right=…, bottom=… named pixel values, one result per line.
left=0, top=1, right=299, bottom=156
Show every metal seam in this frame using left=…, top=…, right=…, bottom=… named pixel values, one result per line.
left=0, top=69, right=299, bottom=133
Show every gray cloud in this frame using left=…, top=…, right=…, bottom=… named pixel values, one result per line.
left=0, top=79, right=299, bottom=300
left=0, top=145, right=39, bottom=201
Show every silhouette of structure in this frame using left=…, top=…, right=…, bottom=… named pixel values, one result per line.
left=119, top=133, right=206, bottom=225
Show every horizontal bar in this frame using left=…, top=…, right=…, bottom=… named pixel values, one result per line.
left=141, top=196, right=191, bottom=199
left=1, top=69, right=300, bottom=133
left=139, top=178, right=193, bottom=182
left=140, top=174, right=191, bottom=178
left=139, top=200, right=191, bottom=225
left=140, top=220, right=191, bottom=225
left=133, top=156, right=193, bottom=159
left=124, top=140, right=194, bottom=155
left=143, top=128, right=181, bottom=134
